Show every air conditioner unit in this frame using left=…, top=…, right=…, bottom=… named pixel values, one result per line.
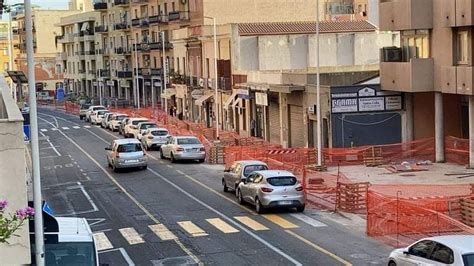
left=381, top=47, right=402, bottom=62
left=208, top=78, right=213, bottom=88
left=199, top=78, right=205, bottom=87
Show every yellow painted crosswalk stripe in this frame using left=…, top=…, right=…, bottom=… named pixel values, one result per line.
left=178, top=221, right=208, bottom=237
left=119, top=227, right=145, bottom=245
left=206, top=218, right=239, bottom=233
left=148, top=224, right=177, bottom=241
left=262, top=214, right=299, bottom=229
left=93, top=232, right=113, bottom=251
left=234, top=216, right=269, bottom=231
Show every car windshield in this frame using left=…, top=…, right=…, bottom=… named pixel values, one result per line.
left=117, top=143, right=142, bottom=152
left=140, top=123, right=157, bottom=129
left=44, top=242, right=96, bottom=266
left=266, top=176, right=297, bottom=186
left=151, top=130, right=168, bottom=136
left=132, top=120, right=148, bottom=125
left=177, top=138, right=200, bottom=145
left=463, top=254, right=474, bottom=266
left=243, top=165, right=268, bottom=177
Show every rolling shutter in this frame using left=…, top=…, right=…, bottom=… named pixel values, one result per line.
left=289, top=105, right=304, bottom=147
left=269, top=100, right=280, bottom=145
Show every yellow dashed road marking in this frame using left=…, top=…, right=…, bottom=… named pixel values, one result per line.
left=263, top=215, right=299, bottom=229
left=149, top=224, right=177, bottom=241
left=234, top=216, right=269, bottom=231
left=178, top=221, right=208, bottom=237
left=119, top=227, right=145, bottom=245
left=206, top=218, right=239, bottom=233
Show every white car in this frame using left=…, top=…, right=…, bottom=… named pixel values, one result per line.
left=108, top=113, right=129, bottom=131
left=141, top=128, right=169, bottom=150
left=388, top=235, right=474, bottom=266
left=135, top=122, right=158, bottom=140
left=90, top=110, right=108, bottom=125
left=85, top=105, right=106, bottom=122
left=160, top=136, right=206, bottom=163
left=123, top=118, right=149, bottom=138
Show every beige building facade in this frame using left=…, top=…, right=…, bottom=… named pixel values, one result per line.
left=0, top=77, right=30, bottom=264
left=379, top=0, right=474, bottom=166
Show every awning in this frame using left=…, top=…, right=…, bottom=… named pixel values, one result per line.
left=223, top=90, right=238, bottom=109
left=232, top=97, right=242, bottom=108
left=195, top=93, right=214, bottom=106
left=80, top=23, right=89, bottom=32
left=161, top=88, right=176, bottom=99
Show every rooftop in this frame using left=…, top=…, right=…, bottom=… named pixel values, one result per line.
left=56, top=217, right=93, bottom=243
left=238, top=20, right=376, bottom=36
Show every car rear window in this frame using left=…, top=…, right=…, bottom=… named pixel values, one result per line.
left=117, top=143, right=142, bottom=153
left=266, top=176, right=297, bottom=186
left=177, top=138, right=200, bottom=145
left=140, top=123, right=157, bottom=129
left=97, top=110, right=106, bottom=115
left=151, top=130, right=168, bottom=136
left=243, top=165, right=268, bottom=177
left=462, top=254, right=474, bottom=266
left=93, top=107, right=105, bottom=111
left=115, top=115, right=127, bottom=121
left=132, top=120, right=148, bottom=125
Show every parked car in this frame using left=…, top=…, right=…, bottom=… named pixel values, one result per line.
left=90, top=110, right=108, bottom=125
left=388, top=235, right=474, bottom=266
left=123, top=118, right=149, bottom=138
left=118, top=118, right=130, bottom=135
left=135, top=122, right=158, bottom=140
left=108, top=113, right=129, bottom=131
left=141, top=128, right=170, bottom=150
left=85, top=105, right=106, bottom=122
left=160, top=136, right=206, bottom=163
left=236, top=170, right=305, bottom=214
left=79, top=103, right=91, bottom=120
left=105, top=138, right=147, bottom=172
left=101, top=112, right=115, bottom=128
left=223, top=160, right=268, bottom=193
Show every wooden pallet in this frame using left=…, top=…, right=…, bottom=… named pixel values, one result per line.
left=363, top=147, right=383, bottom=167
left=208, top=146, right=225, bottom=164
left=460, top=198, right=474, bottom=227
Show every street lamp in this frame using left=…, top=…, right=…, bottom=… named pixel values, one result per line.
left=316, top=0, right=322, bottom=167
left=161, top=31, right=168, bottom=113
left=204, top=16, right=219, bottom=139
left=132, top=38, right=140, bottom=109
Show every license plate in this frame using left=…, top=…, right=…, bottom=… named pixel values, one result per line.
left=125, top=159, right=138, bottom=163
left=279, top=201, right=292, bottom=205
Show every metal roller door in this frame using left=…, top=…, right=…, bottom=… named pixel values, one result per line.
left=289, top=105, right=304, bottom=147
left=269, top=101, right=281, bottom=145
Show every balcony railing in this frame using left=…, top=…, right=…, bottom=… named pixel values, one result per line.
left=131, top=18, right=140, bottom=27
left=88, top=70, right=97, bottom=76
left=114, top=0, right=129, bottom=6
left=114, top=22, right=130, bottom=30
left=93, top=0, right=107, bottom=10
left=139, top=17, right=149, bottom=27
left=168, top=11, right=189, bottom=22
left=98, top=69, right=110, bottom=77
left=115, top=47, right=131, bottom=54
left=118, top=71, right=133, bottom=78
left=95, top=25, right=108, bottom=33
left=135, top=68, right=150, bottom=76
left=218, top=77, right=232, bottom=90
left=150, top=41, right=173, bottom=50
left=85, top=50, right=96, bottom=55
left=140, top=43, right=150, bottom=52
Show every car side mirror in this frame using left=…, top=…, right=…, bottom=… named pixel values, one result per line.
left=242, top=179, right=247, bottom=184
left=403, top=249, right=410, bottom=255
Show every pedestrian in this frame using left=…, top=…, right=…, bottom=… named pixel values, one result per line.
left=250, top=119, right=256, bottom=136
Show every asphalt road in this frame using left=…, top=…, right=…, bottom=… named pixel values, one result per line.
left=36, top=107, right=391, bottom=266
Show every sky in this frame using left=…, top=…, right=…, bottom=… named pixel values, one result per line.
left=8, top=0, right=69, bottom=9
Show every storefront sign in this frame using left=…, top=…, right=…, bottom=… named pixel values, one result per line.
left=92, top=81, right=98, bottom=86
left=145, top=81, right=151, bottom=86
left=191, top=89, right=204, bottom=99
left=176, top=85, right=187, bottom=98
left=332, top=92, right=357, bottom=98
left=386, top=96, right=402, bottom=110
left=120, top=80, right=130, bottom=88
left=255, top=92, right=268, bottom=106
left=106, top=80, right=114, bottom=86
left=236, top=88, right=249, bottom=96
left=358, top=87, right=376, bottom=97
left=358, top=97, right=385, bottom=112
left=331, top=98, right=358, bottom=113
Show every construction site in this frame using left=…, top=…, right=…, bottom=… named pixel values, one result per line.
left=54, top=102, right=474, bottom=248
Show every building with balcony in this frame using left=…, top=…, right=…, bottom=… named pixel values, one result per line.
left=0, top=21, right=20, bottom=75
left=0, top=77, right=30, bottom=264
left=378, top=0, right=474, bottom=166
left=13, top=8, right=81, bottom=93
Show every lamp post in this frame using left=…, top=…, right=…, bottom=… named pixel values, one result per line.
left=25, top=0, right=45, bottom=264
left=316, top=0, right=322, bottom=167
left=204, top=16, right=219, bottom=139
left=133, top=38, right=140, bottom=109
left=161, top=31, right=167, bottom=113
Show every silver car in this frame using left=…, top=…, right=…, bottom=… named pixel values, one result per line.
left=160, top=136, right=206, bottom=163
left=105, top=139, right=147, bottom=172
left=236, top=170, right=305, bottom=214
left=223, top=160, right=268, bottom=193
left=101, top=112, right=114, bottom=128
left=141, top=128, right=170, bottom=150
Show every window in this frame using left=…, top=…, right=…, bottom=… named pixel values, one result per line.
left=429, top=243, right=454, bottom=264
left=463, top=254, right=474, bottom=266
left=234, top=164, right=242, bottom=174
left=409, top=240, right=435, bottom=259
left=117, top=143, right=142, bottom=152
left=243, top=165, right=268, bottom=177
left=172, top=2, right=176, bottom=12
left=151, top=130, right=168, bottom=136
left=253, top=175, right=263, bottom=183
left=457, top=30, right=470, bottom=65
left=177, top=138, right=201, bottom=145
left=267, top=176, right=297, bottom=186
left=4, top=63, right=8, bottom=70
left=206, top=58, right=210, bottom=78
left=401, top=30, right=430, bottom=60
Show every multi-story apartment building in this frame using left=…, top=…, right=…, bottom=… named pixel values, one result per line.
left=13, top=9, right=81, bottom=92
left=378, top=0, right=474, bottom=166
left=0, top=21, right=20, bottom=74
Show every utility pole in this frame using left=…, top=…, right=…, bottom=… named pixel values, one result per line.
left=316, top=0, right=322, bottom=167
left=25, top=0, right=45, bottom=264
left=212, top=17, right=219, bottom=139
left=98, top=68, right=102, bottom=106
left=162, top=31, right=167, bottom=113
left=133, top=38, right=140, bottom=109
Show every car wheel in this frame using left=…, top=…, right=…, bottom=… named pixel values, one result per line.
left=255, top=198, right=265, bottom=214
left=237, top=189, right=244, bottom=205
left=80, top=116, right=83, bottom=120
left=222, top=180, right=228, bottom=192
left=296, top=205, right=305, bottom=213
left=198, top=159, right=205, bottom=163
left=160, top=149, right=165, bottom=159
left=388, top=261, right=396, bottom=266
left=170, top=153, right=176, bottom=163
left=142, top=165, right=147, bottom=170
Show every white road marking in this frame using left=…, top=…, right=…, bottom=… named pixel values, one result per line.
left=87, top=218, right=106, bottom=227
left=177, top=221, right=208, bottom=237
left=119, top=227, right=145, bottom=245
left=93, top=232, right=113, bottom=251
left=51, top=128, right=58, bottom=131
left=206, top=218, right=239, bottom=233
left=77, top=181, right=99, bottom=212
left=98, top=248, right=135, bottom=266
left=40, top=128, right=48, bottom=132
left=290, top=214, right=327, bottom=228
left=62, top=127, right=70, bottom=130
left=84, top=125, right=91, bottom=128
left=149, top=224, right=177, bottom=241
left=73, top=126, right=81, bottom=129
left=39, top=131, right=61, bottom=156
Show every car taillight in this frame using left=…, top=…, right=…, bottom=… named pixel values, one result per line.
left=260, top=187, right=273, bottom=193
left=295, top=186, right=303, bottom=191
left=176, top=146, right=184, bottom=152
left=148, top=136, right=154, bottom=139
left=200, top=147, right=205, bottom=151
left=115, top=153, right=120, bottom=158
